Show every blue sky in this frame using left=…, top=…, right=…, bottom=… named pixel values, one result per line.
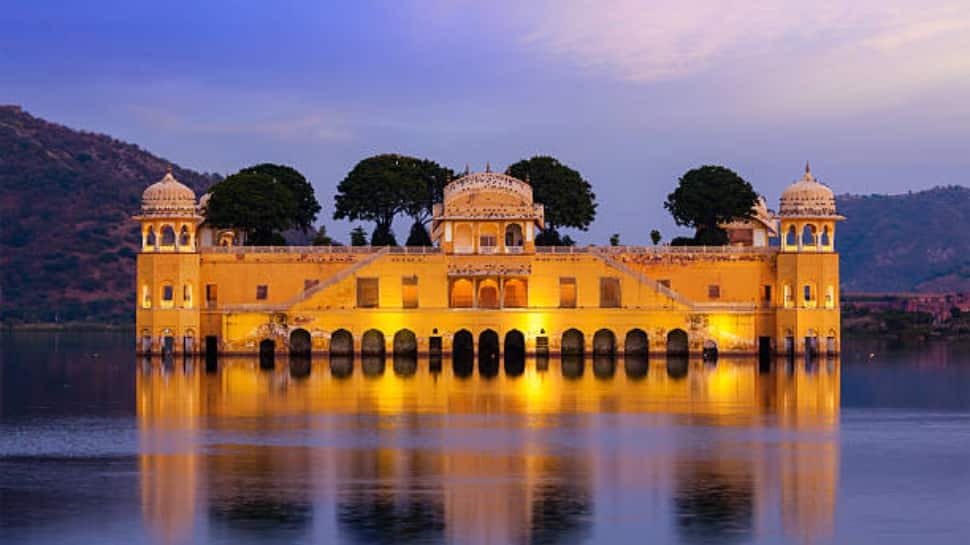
left=3, top=0, right=970, bottom=243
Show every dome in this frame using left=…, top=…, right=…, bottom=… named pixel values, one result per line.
left=779, top=164, right=837, bottom=216
left=443, top=170, right=533, bottom=207
left=141, top=170, right=198, bottom=216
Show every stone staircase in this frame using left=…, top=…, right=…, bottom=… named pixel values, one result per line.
left=591, top=249, right=695, bottom=309
left=284, top=247, right=390, bottom=308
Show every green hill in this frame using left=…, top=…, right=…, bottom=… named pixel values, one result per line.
left=837, top=187, right=970, bottom=293
left=0, top=106, right=219, bottom=324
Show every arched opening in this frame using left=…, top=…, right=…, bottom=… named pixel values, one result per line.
left=502, top=278, right=527, bottom=308
left=183, top=329, right=195, bottom=353
left=803, top=283, right=816, bottom=308
left=454, top=224, right=473, bottom=253
left=593, top=354, right=615, bottom=379
left=479, top=224, right=498, bottom=253
left=821, top=225, right=831, bottom=247
left=141, top=285, right=152, bottom=309
left=392, top=329, right=418, bottom=376
left=259, top=339, right=275, bottom=368
left=504, top=224, right=524, bottom=249
left=290, top=328, right=311, bottom=358
left=477, top=279, right=499, bottom=309
left=141, top=329, right=152, bottom=353
left=478, top=329, right=500, bottom=377
left=592, top=329, right=616, bottom=357
left=666, top=356, right=688, bottom=379
left=452, top=329, right=474, bottom=378
left=702, top=339, right=718, bottom=362
left=785, top=225, right=797, bottom=247
left=290, top=355, right=311, bottom=379
left=825, top=285, right=835, bottom=308
left=160, top=225, right=176, bottom=247
left=826, top=329, right=838, bottom=356
left=179, top=225, right=191, bottom=247
left=783, top=285, right=793, bottom=308
left=666, top=329, right=689, bottom=357
left=450, top=278, right=473, bottom=308
left=361, top=329, right=385, bottom=357
left=801, top=224, right=817, bottom=246
left=624, top=329, right=648, bottom=358
left=218, top=231, right=235, bottom=247
left=561, top=329, right=585, bottom=358
left=330, top=329, right=353, bottom=357
left=145, top=226, right=156, bottom=248
left=504, top=330, right=525, bottom=376
left=182, top=284, right=193, bottom=308
left=561, top=354, right=584, bottom=379
left=805, top=329, right=819, bottom=359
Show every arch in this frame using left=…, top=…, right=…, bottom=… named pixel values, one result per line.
left=702, top=339, right=718, bottom=362
left=478, top=224, right=498, bottom=252
left=361, top=329, right=385, bottom=357
left=259, top=339, right=275, bottom=368
left=392, top=331, right=417, bottom=376
left=361, top=354, right=385, bottom=377
left=592, top=329, right=616, bottom=357
left=478, top=279, right=499, bottom=309
left=330, top=329, right=353, bottom=357
left=624, top=329, right=648, bottom=358
left=218, top=231, right=235, bottom=247
left=450, top=278, right=474, bottom=308
left=803, top=282, right=817, bottom=308
left=454, top=224, right=473, bottom=253
left=826, top=329, right=838, bottom=355
left=561, top=354, right=585, bottom=379
left=145, top=226, right=156, bottom=248
left=825, top=285, right=835, bottom=308
left=478, top=329, right=500, bottom=377
left=503, top=278, right=527, bottom=308
left=666, top=356, right=688, bottom=379
left=392, top=329, right=418, bottom=358
left=785, top=225, right=797, bottom=247
left=160, top=225, right=176, bottom=247
left=783, top=284, right=793, bottom=308
left=801, top=224, right=817, bottom=246
left=141, top=285, right=152, bottom=308
left=666, top=329, right=689, bottom=357
left=452, top=329, right=474, bottom=378
left=561, top=328, right=585, bottom=357
left=179, top=225, right=191, bottom=247
left=504, top=329, right=525, bottom=376
left=160, top=283, right=175, bottom=308
left=290, top=328, right=311, bottom=358
left=821, top=225, right=831, bottom=247
left=593, top=354, right=615, bottom=379
left=183, top=329, right=195, bottom=353
left=504, top=223, right=524, bottom=248
left=140, top=329, right=152, bottom=353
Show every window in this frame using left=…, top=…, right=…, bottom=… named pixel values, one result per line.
left=402, top=276, right=418, bottom=308
left=804, top=284, right=812, bottom=302
left=785, top=225, right=797, bottom=247
left=708, top=285, right=720, bottom=299
left=505, top=224, right=524, bottom=248
left=802, top=224, right=817, bottom=246
left=559, top=277, right=577, bottom=308
left=763, top=285, right=772, bottom=303
left=783, top=285, right=792, bottom=308
left=142, top=285, right=151, bottom=308
left=179, top=226, right=190, bottom=247
left=826, top=285, right=835, bottom=308
left=503, top=278, right=527, bottom=308
left=658, top=279, right=671, bottom=289
left=304, top=279, right=320, bottom=291
left=205, top=284, right=218, bottom=308
left=183, top=284, right=192, bottom=308
left=600, top=277, right=621, bottom=308
left=356, top=278, right=379, bottom=308
left=479, top=234, right=497, bottom=249
left=161, top=284, right=174, bottom=308
left=145, top=227, right=156, bottom=248
left=256, top=285, right=268, bottom=300
left=160, top=225, right=176, bottom=247
left=821, top=226, right=831, bottom=247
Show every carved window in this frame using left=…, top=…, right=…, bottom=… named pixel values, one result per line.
left=205, top=284, right=218, bottom=308
left=600, top=277, right=621, bottom=308
left=256, top=285, right=268, bottom=301
left=402, top=276, right=418, bottom=309
left=450, top=278, right=473, bottom=308
left=356, top=278, right=379, bottom=308
left=559, top=277, right=577, bottom=308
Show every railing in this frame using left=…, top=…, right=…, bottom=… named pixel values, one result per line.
left=537, top=245, right=779, bottom=255
left=505, top=246, right=524, bottom=254
left=202, top=245, right=441, bottom=255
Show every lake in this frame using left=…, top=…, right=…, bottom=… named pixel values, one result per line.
left=1, top=332, right=968, bottom=545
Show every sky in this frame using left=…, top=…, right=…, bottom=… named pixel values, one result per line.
left=3, top=0, right=970, bottom=244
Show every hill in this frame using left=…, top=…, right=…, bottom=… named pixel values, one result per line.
left=0, top=106, right=220, bottom=324
left=837, top=186, right=970, bottom=293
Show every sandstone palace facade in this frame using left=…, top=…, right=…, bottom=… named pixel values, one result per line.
left=134, top=166, right=842, bottom=359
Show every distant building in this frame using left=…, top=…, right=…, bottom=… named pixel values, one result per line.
left=134, top=164, right=842, bottom=357
left=842, top=292, right=970, bottom=323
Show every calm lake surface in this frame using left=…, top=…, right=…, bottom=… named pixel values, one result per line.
left=2, top=332, right=969, bottom=545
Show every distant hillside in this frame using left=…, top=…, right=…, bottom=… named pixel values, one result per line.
left=837, top=186, right=970, bottom=293
left=0, top=106, right=220, bottom=324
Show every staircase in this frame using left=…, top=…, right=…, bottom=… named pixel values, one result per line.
left=284, top=247, right=390, bottom=308
left=591, top=249, right=695, bottom=309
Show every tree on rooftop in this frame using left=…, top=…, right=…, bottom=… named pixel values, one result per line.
left=350, top=226, right=368, bottom=246
left=664, top=165, right=757, bottom=246
left=505, top=156, right=597, bottom=245
left=405, top=220, right=433, bottom=246
left=239, top=163, right=321, bottom=234
left=205, top=170, right=304, bottom=245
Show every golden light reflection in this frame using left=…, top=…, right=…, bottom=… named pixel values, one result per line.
left=137, top=356, right=840, bottom=545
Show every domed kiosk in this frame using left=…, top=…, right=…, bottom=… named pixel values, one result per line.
left=778, top=163, right=843, bottom=253
left=134, top=168, right=203, bottom=253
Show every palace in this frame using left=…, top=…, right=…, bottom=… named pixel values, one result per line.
left=134, top=164, right=842, bottom=359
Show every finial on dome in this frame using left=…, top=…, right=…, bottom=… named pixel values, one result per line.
left=805, top=161, right=811, bottom=175
left=464, top=164, right=470, bottom=176
left=485, top=161, right=491, bottom=173
left=166, top=164, right=173, bottom=176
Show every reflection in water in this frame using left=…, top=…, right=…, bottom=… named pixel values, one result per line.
left=135, top=355, right=840, bottom=545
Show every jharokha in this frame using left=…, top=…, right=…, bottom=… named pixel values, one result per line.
left=134, top=165, right=842, bottom=359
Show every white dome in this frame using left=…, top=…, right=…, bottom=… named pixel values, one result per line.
left=779, top=164, right=837, bottom=216
left=141, top=170, right=198, bottom=217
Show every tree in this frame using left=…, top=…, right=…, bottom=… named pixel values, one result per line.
left=350, top=226, right=368, bottom=246
left=334, top=154, right=452, bottom=238
left=405, top=220, right=432, bottom=246
left=239, top=163, right=321, bottom=233
left=561, top=235, right=576, bottom=247
left=610, top=233, right=620, bottom=246
left=370, top=224, right=397, bottom=246
left=650, top=229, right=662, bottom=245
left=506, top=156, right=597, bottom=244
left=663, top=165, right=757, bottom=245
left=205, top=171, right=300, bottom=245
left=311, top=225, right=338, bottom=246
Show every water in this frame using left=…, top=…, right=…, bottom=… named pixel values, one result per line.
left=1, top=332, right=969, bottom=545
